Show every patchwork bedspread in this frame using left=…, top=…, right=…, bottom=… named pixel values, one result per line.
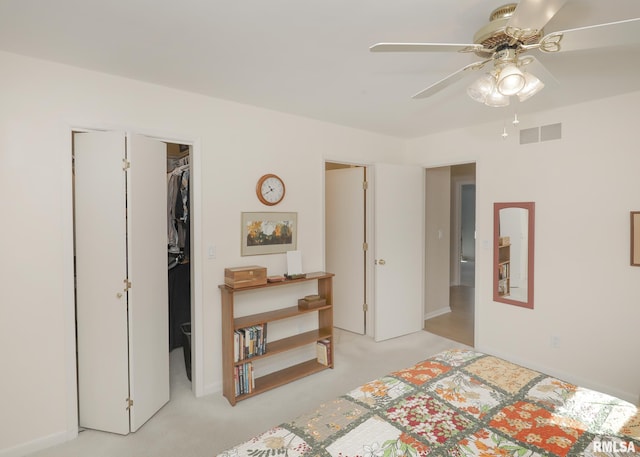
left=217, top=350, right=640, bottom=457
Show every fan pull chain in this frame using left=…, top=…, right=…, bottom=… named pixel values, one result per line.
left=501, top=113, right=521, bottom=139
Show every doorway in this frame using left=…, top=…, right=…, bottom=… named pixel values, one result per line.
left=166, top=142, right=192, bottom=386
left=424, top=163, right=475, bottom=347
left=72, top=131, right=195, bottom=434
left=459, top=183, right=476, bottom=287
left=325, top=161, right=425, bottom=341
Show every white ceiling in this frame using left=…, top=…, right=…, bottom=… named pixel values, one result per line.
left=1, top=0, right=639, bottom=138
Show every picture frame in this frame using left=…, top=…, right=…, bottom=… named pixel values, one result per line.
left=632, top=211, right=640, bottom=266
left=241, top=212, right=297, bottom=256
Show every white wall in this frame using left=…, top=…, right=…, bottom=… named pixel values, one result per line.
left=424, top=167, right=451, bottom=317
left=405, top=92, right=640, bottom=404
left=0, top=51, right=404, bottom=455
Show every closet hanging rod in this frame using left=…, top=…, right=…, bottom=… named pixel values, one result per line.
left=169, top=163, right=190, bottom=176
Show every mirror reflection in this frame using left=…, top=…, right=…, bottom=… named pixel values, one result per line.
left=494, top=202, right=535, bottom=309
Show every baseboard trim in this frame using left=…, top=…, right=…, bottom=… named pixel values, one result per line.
left=203, top=380, right=222, bottom=397
left=0, top=429, right=77, bottom=457
left=424, top=306, right=452, bottom=321
left=476, top=344, right=639, bottom=406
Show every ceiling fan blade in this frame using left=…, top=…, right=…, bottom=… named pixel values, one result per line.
left=538, top=17, right=640, bottom=53
left=506, top=0, right=568, bottom=40
left=412, top=59, right=491, bottom=99
left=520, top=55, right=558, bottom=86
left=370, top=42, right=485, bottom=54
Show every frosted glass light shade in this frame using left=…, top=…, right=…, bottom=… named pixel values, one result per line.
left=484, top=89, right=510, bottom=107
left=467, top=73, right=496, bottom=103
left=497, top=64, right=525, bottom=96
left=517, top=72, right=544, bottom=101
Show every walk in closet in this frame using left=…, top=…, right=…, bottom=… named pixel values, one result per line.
left=74, top=132, right=192, bottom=435
left=167, top=144, right=192, bottom=378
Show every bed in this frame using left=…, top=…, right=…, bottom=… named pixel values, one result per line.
left=217, top=349, right=639, bottom=457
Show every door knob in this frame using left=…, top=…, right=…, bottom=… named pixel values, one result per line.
left=376, top=259, right=386, bottom=265
left=116, top=292, right=123, bottom=299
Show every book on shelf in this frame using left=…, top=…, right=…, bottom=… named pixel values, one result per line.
left=234, top=323, right=267, bottom=362
left=499, top=263, right=510, bottom=280
left=267, top=275, right=286, bottom=283
left=316, top=339, right=331, bottom=366
left=234, top=362, right=255, bottom=396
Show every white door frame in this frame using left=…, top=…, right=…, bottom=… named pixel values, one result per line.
left=64, top=124, right=204, bottom=437
left=323, top=159, right=374, bottom=337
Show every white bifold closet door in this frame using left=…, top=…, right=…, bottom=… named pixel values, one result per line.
left=75, top=131, right=169, bottom=435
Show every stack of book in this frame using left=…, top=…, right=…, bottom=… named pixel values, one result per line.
left=234, top=362, right=255, bottom=396
left=316, top=339, right=332, bottom=366
left=234, top=324, right=267, bottom=362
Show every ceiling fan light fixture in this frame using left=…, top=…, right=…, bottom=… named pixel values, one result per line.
left=484, top=89, right=510, bottom=107
left=496, top=64, right=526, bottom=96
left=467, top=72, right=496, bottom=103
left=517, top=72, right=545, bottom=102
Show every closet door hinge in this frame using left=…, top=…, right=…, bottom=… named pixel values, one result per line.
left=123, top=279, right=132, bottom=291
left=126, top=398, right=134, bottom=410
left=363, top=303, right=368, bottom=312
left=362, top=242, right=368, bottom=251
left=122, top=158, right=131, bottom=170
left=362, top=180, right=368, bottom=190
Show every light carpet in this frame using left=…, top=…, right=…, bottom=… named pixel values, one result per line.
left=30, top=329, right=469, bottom=457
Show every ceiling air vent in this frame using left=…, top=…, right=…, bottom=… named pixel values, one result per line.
left=519, top=123, right=562, bottom=144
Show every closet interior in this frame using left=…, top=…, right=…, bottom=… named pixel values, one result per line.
left=167, top=143, right=192, bottom=381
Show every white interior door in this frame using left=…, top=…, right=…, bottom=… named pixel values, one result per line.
left=373, top=164, right=424, bottom=342
left=75, top=131, right=131, bottom=435
left=326, top=167, right=365, bottom=334
left=127, top=133, right=170, bottom=431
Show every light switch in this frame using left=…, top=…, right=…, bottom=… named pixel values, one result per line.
left=208, top=245, right=216, bottom=259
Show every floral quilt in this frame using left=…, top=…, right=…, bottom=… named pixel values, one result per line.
left=217, top=349, right=640, bottom=457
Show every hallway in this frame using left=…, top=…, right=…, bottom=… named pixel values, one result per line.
left=424, top=285, right=474, bottom=346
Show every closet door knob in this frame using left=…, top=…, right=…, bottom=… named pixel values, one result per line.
left=116, top=292, right=123, bottom=299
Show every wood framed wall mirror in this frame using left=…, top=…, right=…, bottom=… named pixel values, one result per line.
left=494, top=202, right=535, bottom=309
left=632, top=211, right=640, bottom=266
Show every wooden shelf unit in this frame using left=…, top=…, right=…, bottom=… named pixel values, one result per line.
left=219, top=271, right=334, bottom=405
left=498, top=243, right=511, bottom=296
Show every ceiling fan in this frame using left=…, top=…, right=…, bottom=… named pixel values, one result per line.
left=370, top=0, right=640, bottom=107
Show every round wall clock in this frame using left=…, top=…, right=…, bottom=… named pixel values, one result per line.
left=256, top=174, right=285, bottom=206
